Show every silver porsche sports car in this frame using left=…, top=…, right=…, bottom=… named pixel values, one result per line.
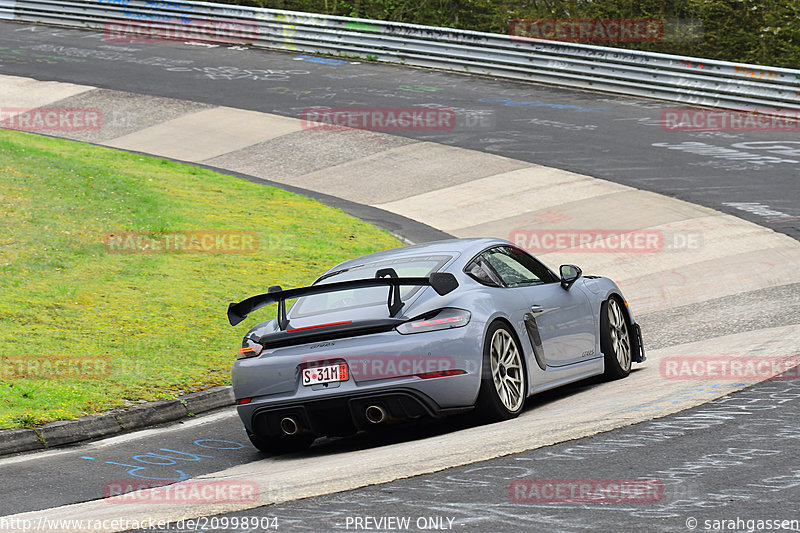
left=228, top=238, right=644, bottom=453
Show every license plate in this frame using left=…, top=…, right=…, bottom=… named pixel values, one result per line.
left=302, top=363, right=348, bottom=386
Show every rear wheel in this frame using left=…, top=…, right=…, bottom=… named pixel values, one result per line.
left=476, top=321, right=527, bottom=421
left=601, top=297, right=632, bottom=379
left=247, top=431, right=315, bottom=454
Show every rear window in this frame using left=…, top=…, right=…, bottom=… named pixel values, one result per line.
left=290, top=255, right=452, bottom=318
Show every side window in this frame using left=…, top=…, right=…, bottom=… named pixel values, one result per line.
left=464, top=254, right=503, bottom=287
left=483, top=247, right=556, bottom=287
left=506, top=247, right=558, bottom=284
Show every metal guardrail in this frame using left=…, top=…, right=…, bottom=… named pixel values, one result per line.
left=2, top=0, right=799, bottom=115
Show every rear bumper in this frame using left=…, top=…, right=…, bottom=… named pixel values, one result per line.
left=232, top=322, right=485, bottom=431
left=245, top=388, right=471, bottom=438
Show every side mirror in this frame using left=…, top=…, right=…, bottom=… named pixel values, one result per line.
left=559, top=264, right=582, bottom=290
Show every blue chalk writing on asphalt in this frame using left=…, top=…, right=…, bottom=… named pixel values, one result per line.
left=194, top=439, right=245, bottom=449
left=295, top=55, right=347, bottom=66
left=478, top=97, right=608, bottom=112
left=132, top=449, right=214, bottom=464
left=105, top=460, right=188, bottom=481
left=98, top=440, right=245, bottom=481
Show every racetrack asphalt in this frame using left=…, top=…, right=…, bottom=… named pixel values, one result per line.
left=128, top=371, right=800, bottom=533
left=1, top=21, right=797, bottom=240
left=1, top=19, right=799, bottom=532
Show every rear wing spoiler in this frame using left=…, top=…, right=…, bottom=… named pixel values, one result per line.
left=227, top=268, right=458, bottom=327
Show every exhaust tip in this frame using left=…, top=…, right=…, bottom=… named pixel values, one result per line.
left=365, top=405, right=387, bottom=424
left=280, top=416, right=299, bottom=435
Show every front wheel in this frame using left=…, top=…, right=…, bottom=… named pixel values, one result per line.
left=475, top=321, right=527, bottom=421
left=601, top=297, right=632, bottom=379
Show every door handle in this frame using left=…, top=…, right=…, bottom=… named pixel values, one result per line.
left=530, top=305, right=545, bottom=314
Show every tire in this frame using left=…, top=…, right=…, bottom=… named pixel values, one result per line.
left=247, top=431, right=315, bottom=454
left=601, top=297, right=632, bottom=379
left=475, top=321, right=527, bottom=421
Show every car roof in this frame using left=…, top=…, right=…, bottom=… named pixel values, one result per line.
left=323, top=237, right=510, bottom=274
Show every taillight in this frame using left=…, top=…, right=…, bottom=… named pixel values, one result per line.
left=236, top=397, right=252, bottom=405
left=417, top=369, right=467, bottom=379
left=396, top=308, right=471, bottom=335
left=237, top=344, right=262, bottom=359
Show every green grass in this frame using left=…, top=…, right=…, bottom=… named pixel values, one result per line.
left=0, top=130, right=402, bottom=429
